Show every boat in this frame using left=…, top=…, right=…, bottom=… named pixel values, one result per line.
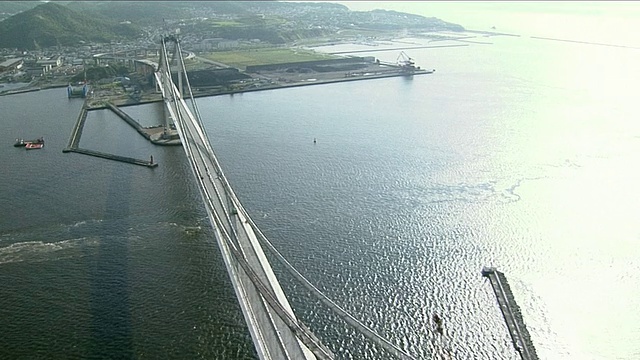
left=67, top=83, right=89, bottom=98
left=25, top=142, right=44, bottom=150
left=14, top=137, right=44, bottom=147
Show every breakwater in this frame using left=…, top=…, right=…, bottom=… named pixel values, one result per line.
left=327, top=44, right=468, bottom=55
left=530, top=36, right=640, bottom=49
left=63, top=100, right=157, bottom=168
left=65, top=103, right=88, bottom=149
left=482, top=267, right=538, bottom=360
left=0, top=87, right=41, bottom=96
left=106, top=102, right=150, bottom=140
left=106, top=101, right=179, bottom=145
left=65, top=147, right=157, bottom=168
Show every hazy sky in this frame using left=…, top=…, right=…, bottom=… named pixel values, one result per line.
left=334, top=1, right=640, bottom=21
left=332, top=1, right=640, bottom=45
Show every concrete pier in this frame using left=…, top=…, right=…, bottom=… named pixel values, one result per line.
left=106, top=102, right=181, bottom=145
left=66, top=147, right=157, bottom=168
left=482, top=267, right=538, bottom=360
left=64, top=104, right=88, bottom=150
left=106, top=101, right=150, bottom=139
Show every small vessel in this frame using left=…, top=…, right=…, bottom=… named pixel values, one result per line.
left=15, top=137, right=44, bottom=148
left=67, top=83, right=89, bottom=98
left=25, top=142, right=44, bottom=150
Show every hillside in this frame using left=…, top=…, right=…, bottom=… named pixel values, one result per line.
left=0, top=1, right=464, bottom=50
left=67, top=1, right=255, bottom=25
left=69, top=1, right=463, bottom=37
left=0, top=2, right=140, bottom=50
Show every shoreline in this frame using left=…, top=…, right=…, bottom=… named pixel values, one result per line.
left=0, top=83, right=67, bottom=97
left=0, top=31, right=475, bottom=100
left=1, top=30, right=500, bottom=101
left=1, top=61, right=431, bottom=106
left=86, top=68, right=433, bottom=110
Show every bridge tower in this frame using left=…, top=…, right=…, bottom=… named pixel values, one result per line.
left=156, top=33, right=182, bottom=143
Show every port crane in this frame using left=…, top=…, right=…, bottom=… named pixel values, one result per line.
left=397, top=51, right=416, bottom=69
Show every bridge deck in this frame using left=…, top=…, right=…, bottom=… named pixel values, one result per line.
left=156, top=36, right=329, bottom=359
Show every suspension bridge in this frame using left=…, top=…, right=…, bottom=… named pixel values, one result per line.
left=154, top=34, right=418, bottom=360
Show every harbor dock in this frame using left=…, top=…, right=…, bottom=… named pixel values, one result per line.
left=85, top=57, right=434, bottom=110
left=482, top=267, right=538, bottom=360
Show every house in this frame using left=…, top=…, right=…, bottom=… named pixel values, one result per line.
left=36, top=56, right=62, bottom=69
left=218, top=40, right=239, bottom=49
left=0, top=58, right=23, bottom=71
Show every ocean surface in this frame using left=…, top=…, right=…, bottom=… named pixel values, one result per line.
left=1, top=8, right=640, bottom=360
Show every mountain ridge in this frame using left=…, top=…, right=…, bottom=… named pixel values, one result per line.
left=0, top=1, right=464, bottom=50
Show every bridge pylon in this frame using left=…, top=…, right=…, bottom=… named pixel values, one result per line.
left=155, top=34, right=182, bottom=144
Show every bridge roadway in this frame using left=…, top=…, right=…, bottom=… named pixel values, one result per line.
left=155, top=41, right=331, bottom=359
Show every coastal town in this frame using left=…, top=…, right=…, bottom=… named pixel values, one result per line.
left=0, top=1, right=466, bottom=107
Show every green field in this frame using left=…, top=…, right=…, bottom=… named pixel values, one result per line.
left=200, top=47, right=337, bottom=69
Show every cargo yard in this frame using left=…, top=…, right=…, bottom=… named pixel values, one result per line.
left=80, top=51, right=433, bottom=109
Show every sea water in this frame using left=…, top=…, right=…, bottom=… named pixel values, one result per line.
left=1, top=4, right=639, bottom=359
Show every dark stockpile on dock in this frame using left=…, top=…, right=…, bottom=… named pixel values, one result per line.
left=177, top=68, right=251, bottom=87
left=245, top=57, right=373, bottom=73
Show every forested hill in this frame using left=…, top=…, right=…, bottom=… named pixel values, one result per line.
left=66, top=1, right=463, bottom=31
left=0, top=1, right=464, bottom=50
left=0, top=2, right=139, bottom=50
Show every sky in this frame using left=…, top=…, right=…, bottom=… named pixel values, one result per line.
left=332, top=1, right=640, bottom=46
